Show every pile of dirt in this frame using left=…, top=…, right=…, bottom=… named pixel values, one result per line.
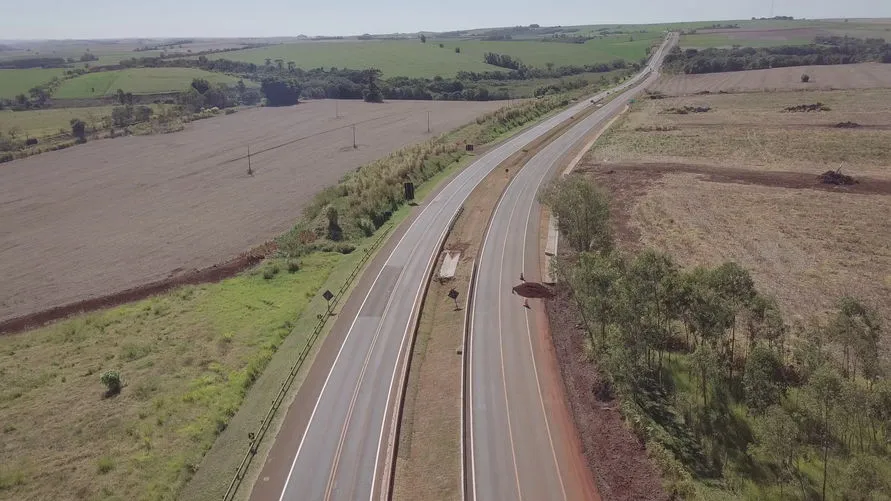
left=512, top=282, right=554, bottom=298
left=818, top=169, right=858, bottom=185
left=783, top=102, right=831, bottom=112
left=634, top=125, right=678, bottom=132
left=834, top=121, right=862, bottom=128
left=663, top=105, right=711, bottom=114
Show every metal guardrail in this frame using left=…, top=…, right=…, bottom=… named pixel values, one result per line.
left=223, top=225, right=393, bottom=501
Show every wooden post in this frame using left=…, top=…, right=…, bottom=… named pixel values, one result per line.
left=247, top=145, right=253, bottom=176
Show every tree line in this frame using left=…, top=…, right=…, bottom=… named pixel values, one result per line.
left=112, top=52, right=637, bottom=102
left=664, top=36, right=891, bottom=74
left=542, top=175, right=891, bottom=499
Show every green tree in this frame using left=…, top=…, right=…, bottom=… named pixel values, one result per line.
left=111, top=106, right=135, bottom=127
left=827, top=297, right=881, bottom=381
left=539, top=175, right=612, bottom=253
left=70, top=118, right=87, bottom=142
left=455, top=47, right=461, bottom=53
left=264, top=57, right=272, bottom=67
left=420, top=34, right=427, bottom=43
left=275, top=59, right=284, bottom=71
left=179, top=88, right=205, bottom=113
left=805, top=364, right=843, bottom=501
left=839, top=455, right=887, bottom=500
left=569, top=251, right=623, bottom=343
left=287, top=61, right=296, bottom=72
left=363, top=69, right=383, bottom=103
left=190, top=78, right=211, bottom=94
left=708, top=262, right=756, bottom=380
left=749, top=405, right=804, bottom=499
left=622, top=249, right=679, bottom=370
left=326, top=206, right=342, bottom=241
left=743, top=344, right=784, bottom=414
left=100, top=370, right=122, bottom=395
left=260, top=77, right=302, bottom=106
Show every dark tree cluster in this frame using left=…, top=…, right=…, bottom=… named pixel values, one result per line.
left=664, top=37, right=891, bottom=74
left=544, top=174, right=891, bottom=499
left=483, top=52, right=527, bottom=70
left=0, top=57, right=67, bottom=69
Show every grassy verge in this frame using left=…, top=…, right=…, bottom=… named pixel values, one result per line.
left=183, top=150, right=476, bottom=501
left=0, top=84, right=603, bottom=501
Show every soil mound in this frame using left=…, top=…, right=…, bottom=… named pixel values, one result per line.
left=784, top=102, right=830, bottom=112
left=818, top=170, right=857, bottom=185
left=512, top=282, right=554, bottom=299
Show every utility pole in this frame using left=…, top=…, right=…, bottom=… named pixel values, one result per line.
left=247, top=145, right=253, bottom=176
left=335, top=100, right=339, bottom=118
left=426, top=111, right=430, bottom=133
left=352, top=124, right=357, bottom=149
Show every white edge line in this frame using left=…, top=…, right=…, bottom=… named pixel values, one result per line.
left=275, top=44, right=678, bottom=499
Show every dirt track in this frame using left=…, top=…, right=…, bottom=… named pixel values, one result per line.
left=651, top=63, right=891, bottom=95
left=0, top=99, right=502, bottom=326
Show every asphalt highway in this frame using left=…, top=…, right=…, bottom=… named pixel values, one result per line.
left=257, top=59, right=652, bottom=501
left=466, top=33, right=677, bottom=501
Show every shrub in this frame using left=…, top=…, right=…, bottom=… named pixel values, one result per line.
left=262, top=264, right=280, bottom=279
left=97, top=456, right=115, bottom=474
left=100, top=370, right=122, bottom=395
left=70, top=118, right=87, bottom=142
left=286, top=260, right=300, bottom=273
left=801, top=73, right=810, bottom=83
left=25, top=138, right=38, bottom=146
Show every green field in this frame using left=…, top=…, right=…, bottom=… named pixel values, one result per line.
left=208, top=34, right=662, bottom=78
left=679, top=33, right=814, bottom=48
left=0, top=68, right=67, bottom=98
left=53, top=68, right=245, bottom=99
left=0, top=105, right=165, bottom=138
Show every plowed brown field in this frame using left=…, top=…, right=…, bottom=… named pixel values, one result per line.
left=651, top=63, right=891, bottom=95
left=0, top=99, right=503, bottom=325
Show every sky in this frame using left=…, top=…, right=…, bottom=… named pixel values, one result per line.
left=1, top=0, right=890, bottom=40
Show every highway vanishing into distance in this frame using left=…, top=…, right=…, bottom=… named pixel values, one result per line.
left=252, top=33, right=675, bottom=501
left=467, top=33, right=677, bottom=501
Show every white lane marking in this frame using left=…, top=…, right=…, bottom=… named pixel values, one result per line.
left=277, top=36, right=679, bottom=499
left=464, top=34, right=675, bottom=501
left=371, top=212, right=454, bottom=501
left=279, top=109, right=553, bottom=501
left=497, top=186, right=525, bottom=501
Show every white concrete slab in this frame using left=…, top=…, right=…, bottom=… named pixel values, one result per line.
left=439, top=251, right=461, bottom=279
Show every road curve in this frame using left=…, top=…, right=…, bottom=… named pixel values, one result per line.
left=252, top=53, right=665, bottom=501
left=466, top=33, right=677, bottom=501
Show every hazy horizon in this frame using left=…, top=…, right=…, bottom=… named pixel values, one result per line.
left=2, top=0, right=890, bottom=40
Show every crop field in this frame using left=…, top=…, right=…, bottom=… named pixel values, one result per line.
left=52, top=68, right=246, bottom=99
left=583, top=88, right=891, bottom=333
left=0, top=99, right=503, bottom=325
left=679, top=18, right=891, bottom=48
left=208, top=35, right=660, bottom=77
left=650, top=62, right=891, bottom=95
left=0, top=68, right=67, bottom=98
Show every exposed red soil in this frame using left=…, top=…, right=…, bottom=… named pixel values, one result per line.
left=0, top=242, right=274, bottom=334
left=545, top=282, right=668, bottom=501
